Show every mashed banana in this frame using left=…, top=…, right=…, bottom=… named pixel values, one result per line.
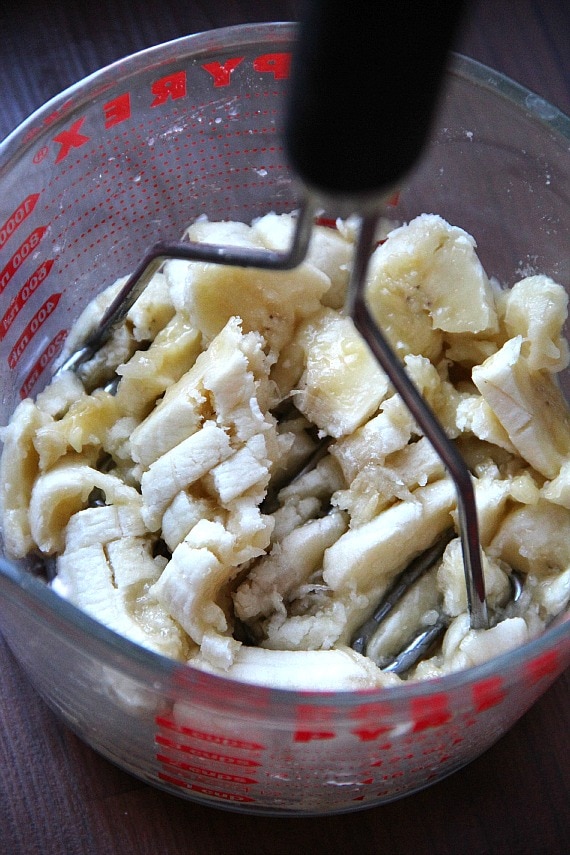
left=2, top=212, right=570, bottom=690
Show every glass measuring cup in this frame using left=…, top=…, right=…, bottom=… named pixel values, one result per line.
left=0, top=23, right=569, bottom=815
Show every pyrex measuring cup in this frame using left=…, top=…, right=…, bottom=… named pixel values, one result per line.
left=1, top=23, right=570, bottom=815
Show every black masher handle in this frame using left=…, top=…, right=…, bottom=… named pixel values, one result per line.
left=285, top=0, right=466, bottom=198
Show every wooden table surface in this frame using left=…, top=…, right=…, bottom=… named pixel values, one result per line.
left=1, top=2, right=569, bottom=853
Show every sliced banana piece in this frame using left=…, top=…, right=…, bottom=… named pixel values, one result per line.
left=0, top=399, right=51, bottom=557
left=473, top=335, right=570, bottom=479
left=292, top=307, right=391, bottom=437
left=29, top=461, right=141, bottom=554
left=188, top=644, right=399, bottom=690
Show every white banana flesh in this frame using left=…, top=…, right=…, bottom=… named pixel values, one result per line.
left=0, top=399, right=51, bottom=557
left=2, top=212, right=570, bottom=691
left=473, top=335, right=570, bottom=479
left=188, top=644, right=399, bottom=691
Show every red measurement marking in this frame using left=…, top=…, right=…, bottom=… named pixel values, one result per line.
left=294, top=702, right=335, bottom=722
left=411, top=693, right=451, bottom=732
left=19, top=329, right=67, bottom=399
left=349, top=701, right=394, bottom=742
left=202, top=58, right=245, bottom=87
left=293, top=729, right=336, bottom=743
left=0, top=259, right=54, bottom=341
left=155, top=734, right=261, bottom=767
left=157, top=754, right=257, bottom=785
left=293, top=702, right=336, bottom=742
left=351, top=725, right=393, bottom=742
left=53, top=117, right=90, bottom=163
left=0, top=226, right=46, bottom=296
left=252, top=52, right=291, bottom=80
left=103, top=93, right=131, bottom=129
left=150, top=71, right=187, bottom=107
left=472, top=676, right=506, bottom=712
left=9, top=293, right=61, bottom=369
left=33, top=147, right=49, bottom=164
left=24, top=125, right=44, bottom=145
left=157, top=773, right=255, bottom=802
left=0, top=194, right=40, bottom=250
left=526, top=650, right=561, bottom=684
left=155, top=715, right=265, bottom=751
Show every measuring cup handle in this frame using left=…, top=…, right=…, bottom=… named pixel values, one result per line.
left=285, top=0, right=465, bottom=198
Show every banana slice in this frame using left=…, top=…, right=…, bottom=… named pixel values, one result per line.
left=140, top=421, right=232, bottom=531
left=501, top=274, right=569, bottom=372
left=488, top=499, right=570, bottom=576
left=33, top=389, right=120, bottom=470
left=150, top=538, right=230, bottom=646
left=55, top=537, right=185, bottom=660
left=29, top=461, right=141, bottom=554
left=166, top=218, right=330, bottom=357
left=0, top=399, right=51, bottom=557
left=188, top=644, right=399, bottom=690
left=323, top=479, right=456, bottom=597
left=251, top=211, right=354, bottom=309
left=365, top=213, right=499, bottom=367
left=292, top=307, right=390, bottom=438
left=130, top=317, right=273, bottom=468
left=115, top=313, right=202, bottom=419
left=473, top=335, right=570, bottom=479
left=64, top=504, right=147, bottom=552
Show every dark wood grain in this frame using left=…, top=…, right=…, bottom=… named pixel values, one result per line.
left=1, top=2, right=569, bottom=854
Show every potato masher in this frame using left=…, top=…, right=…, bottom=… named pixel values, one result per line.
left=54, top=2, right=489, bottom=660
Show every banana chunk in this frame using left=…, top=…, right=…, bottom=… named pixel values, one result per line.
left=141, top=421, right=232, bottom=530
left=150, top=540, right=231, bottom=645
left=204, top=434, right=271, bottom=505
left=234, top=510, right=348, bottom=622
left=473, top=335, right=570, bottom=479
left=188, top=644, right=399, bottom=690
left=33, top=390, right=120, bottom=470
left=115, top=313, right=202, bottom=419
left=488, top=499, right=570, bottom=577
left=501, top=274, right=569, bottom=372
left=29, top=461, right=141, bottom=554
left=130, top=316, right=273, bottom=467
left=333, top=436, right=446, bottom=526
left=323, top=479, right=456, bottom=596
left=292, top=307, right=391, bottom=437
left=331, top=395, right=415, bottom=483
left=166, top=221, right=330, bottom=357
left=55, top=537, right=185, bottom=660
left=367, top=214, right=498, bottom=354
left=0, top=399, right=51, bottom=557
left=64, top=504, right=147, bottom=552
left=251, top=212, right=355, bottom=309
